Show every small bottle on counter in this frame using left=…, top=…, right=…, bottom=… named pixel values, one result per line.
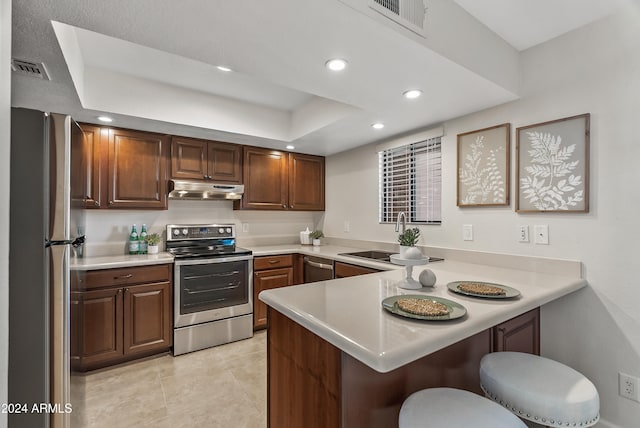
left=139, top=224, right=148, bottom=255
left=128, top=224, right=139, bottom=255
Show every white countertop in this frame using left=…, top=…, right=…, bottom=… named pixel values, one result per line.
left=70, top=253, right=174, bottom=270
left=249, top=244, right=404, bottom=271
left=259, top=257, right=586, bottom=373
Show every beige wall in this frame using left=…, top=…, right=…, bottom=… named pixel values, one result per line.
left=324, top=7, right=640, bottom=427
left=1, top=0, right=11, bottom=426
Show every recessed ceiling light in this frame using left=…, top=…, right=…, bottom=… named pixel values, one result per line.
left=403, top=89, right=423, bottom=99
left=217, top=66, right=232, bottom=72
left=97, top=116, right=113, bottom=123
left=286, top=145, right=295, bottom=150
left=325, top=58, right=348, bottom=71
left=372, top=123, right=385, bottom=129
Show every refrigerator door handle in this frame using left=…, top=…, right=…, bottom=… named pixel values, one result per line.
left=45, top=235, right=85, bottom=248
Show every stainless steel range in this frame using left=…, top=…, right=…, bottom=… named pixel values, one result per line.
left=166, top=224, right=253, bottom=355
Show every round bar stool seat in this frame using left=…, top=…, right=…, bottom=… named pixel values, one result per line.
left=480, top=352, right=600, bottom=427
left=399, top=387, right=528, bottom=428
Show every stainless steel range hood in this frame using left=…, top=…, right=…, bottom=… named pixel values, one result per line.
left=168, top=179, right=244, bottom=200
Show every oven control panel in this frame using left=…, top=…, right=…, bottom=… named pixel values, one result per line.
left=166, top=224, right=235, bottom=240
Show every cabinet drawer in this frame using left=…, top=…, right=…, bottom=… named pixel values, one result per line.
left=254, top=255, right=293, bottom=270
left=78, top=264, right=172, bottom=290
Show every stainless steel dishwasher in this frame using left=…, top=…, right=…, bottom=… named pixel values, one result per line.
left=303, top=256, right=334, bottom=283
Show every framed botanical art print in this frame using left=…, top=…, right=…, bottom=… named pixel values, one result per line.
left=516, top=113, right=590, bottom=213
left=457, top=123, right=510, bottom=207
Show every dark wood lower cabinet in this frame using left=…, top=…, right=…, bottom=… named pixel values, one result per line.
left=70, top=288, right=123, bottom=370
left=71, top=264, right=172, bottom=371
left=124, top=282, right=172, bottom=356
left=334, top=261, right=381, bottom=278
left=253, top=267, right=293, bottom=330
left=493, top=307, right=540, bottom=354
left=267, top=307, right=540, bottom=428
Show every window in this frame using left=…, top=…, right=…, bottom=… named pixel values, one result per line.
left=379, top=137, right=441, bottom=224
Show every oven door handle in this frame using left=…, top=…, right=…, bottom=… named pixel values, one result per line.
left=183, top=271, right=240, bottom=281
left=183, top=283, right=240, bottom=294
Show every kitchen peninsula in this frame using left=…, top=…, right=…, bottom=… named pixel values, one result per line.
left=259, top=250, right=586, bottom=428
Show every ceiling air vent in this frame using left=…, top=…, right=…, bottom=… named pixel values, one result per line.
left=11, top=58, right=50, bottom=80
left=369, top=0, right=427, bottom=36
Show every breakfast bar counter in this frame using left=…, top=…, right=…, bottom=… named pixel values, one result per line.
left=259, top=255, right=587, bottom=428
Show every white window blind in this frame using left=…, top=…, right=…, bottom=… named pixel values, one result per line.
left=379, top=137, right=441, bottom=224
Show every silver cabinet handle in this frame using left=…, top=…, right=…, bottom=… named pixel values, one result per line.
left=304, top=257, right=333, bottom=271
left=114, top=274, right=133, bottom=280
left=282, top=204, right=287, bottom=208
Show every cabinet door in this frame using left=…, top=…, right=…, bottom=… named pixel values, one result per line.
left=253, top=267, right=293, bottom=329
left=74, top=288, right=124, bottom=370
left=79, top=124, right=107, bottom=208
left=493, top=307, right=540, bottom=354
left=123, top=282, right=172, bottom=356
left=289, top=153, right=325, bottom=211
left=208, top=141, right=242, bottom=183
left=170, top=136, right=207, bottom=180
left=108, top=128, right=169, bottom=209
left=239, top=147, right=288, bottom=210
left=334, top=262, right=381, bottom=278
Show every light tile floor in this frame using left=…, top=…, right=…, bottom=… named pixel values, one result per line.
left=70, top=331, right=267, bottom=428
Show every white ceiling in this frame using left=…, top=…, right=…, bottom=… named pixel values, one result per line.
left=10, top=0, right=620, bottom=156
left=454, top=0, right=624, bottom=51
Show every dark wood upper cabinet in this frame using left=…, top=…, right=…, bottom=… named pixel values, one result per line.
left=79, top=123, right=107, bottom=208
left=289, top=153, right=325, bottom=211
left=236, top=147, right=324, bottom=211
left=107, top=128, right=169, bottom=209
left=170, top=136, right=242, bottom=183
left=239, top=146, right=289, bottom=210
left=170, top=137, right=207, bottom=180
left=77, top=124, right=169, bottom=210
left=207, top=141, right=243, bottom=183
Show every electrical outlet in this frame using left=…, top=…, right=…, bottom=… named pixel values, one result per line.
left=344, top=220, right=350, bottom=233
left=463, top=224, right=473, bottom=241
left=619, top=373, right=640, bottom=402
left=534, top=225, right=549, bottom=245
left=242, top=223, right=249, bottom=233
left=519, top=225, right=530, bottom=243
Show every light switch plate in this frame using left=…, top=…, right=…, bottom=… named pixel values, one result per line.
left=534, top=225, right=549, bottom=244
left=242, top=223, right=249, bottom=233
left=463, top=224, right=473, bottom=241
left=344, top=220, right=350, bottom=233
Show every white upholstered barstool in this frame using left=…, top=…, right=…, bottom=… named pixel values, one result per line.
left=480, top=352, right=600, bottom=427
left=399, top=387, right=528, bottom=428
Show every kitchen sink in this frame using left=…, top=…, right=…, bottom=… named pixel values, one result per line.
left=338, top=250, right=443, bottom=264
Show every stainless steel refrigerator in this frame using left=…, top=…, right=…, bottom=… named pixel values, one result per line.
left=9, top=108, right=86, bottom=428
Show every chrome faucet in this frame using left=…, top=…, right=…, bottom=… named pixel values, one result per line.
left=395, top=211, right=407, bottom=234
